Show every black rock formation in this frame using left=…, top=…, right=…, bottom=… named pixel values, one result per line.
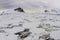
left=15, top=29, right=31, bottom=39
left=14, top=7, right=24, bottom=12
left=44, top=10, right=48, bottom=12
left=46, top=38, right=54, bottom=40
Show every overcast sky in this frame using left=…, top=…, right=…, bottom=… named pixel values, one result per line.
left=0, top=0, right=60, bottom=10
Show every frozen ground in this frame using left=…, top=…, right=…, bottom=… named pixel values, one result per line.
left=0, top=7, right=60, bottom=40
left=0, top=0, right=60, bottom=40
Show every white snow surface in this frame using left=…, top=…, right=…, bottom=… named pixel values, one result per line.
left=0, top=0, right=60, bottom=40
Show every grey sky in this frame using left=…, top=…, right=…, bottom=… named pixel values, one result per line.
left=0, top=0, right=18, bottom=10
left=0, top=0, right=60, bottom=10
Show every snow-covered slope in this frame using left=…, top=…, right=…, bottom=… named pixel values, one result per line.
left=0, top=0, right=60, bottom=40
left=0, top=7, right=60, bottom=40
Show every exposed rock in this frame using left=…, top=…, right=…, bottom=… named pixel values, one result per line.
left=15, top=29, right=31, bottom=40
left=14, top=7, right=24, bottom=12
left=46, top=38, right=54, bottom=40
left=44, top=10, right=49, bottom=12
left=7, top=24, right=12, bottom=26
left=15, top=29, right=30, bottom=35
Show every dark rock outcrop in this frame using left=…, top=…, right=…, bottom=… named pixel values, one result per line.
left=14, top=7, right=24, bottom=12
left=46, top=38, right=54, bottom=40
left=15, top=29, right=31, bottom=39
left=44, top=10, right=48, bottom=12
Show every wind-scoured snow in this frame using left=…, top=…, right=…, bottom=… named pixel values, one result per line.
left=0, top=8, right=60, bottom=40
left=0, top=0, right=60, bottom=40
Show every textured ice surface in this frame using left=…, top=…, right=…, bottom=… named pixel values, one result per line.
left=0, top=0, right=60, bottom=40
